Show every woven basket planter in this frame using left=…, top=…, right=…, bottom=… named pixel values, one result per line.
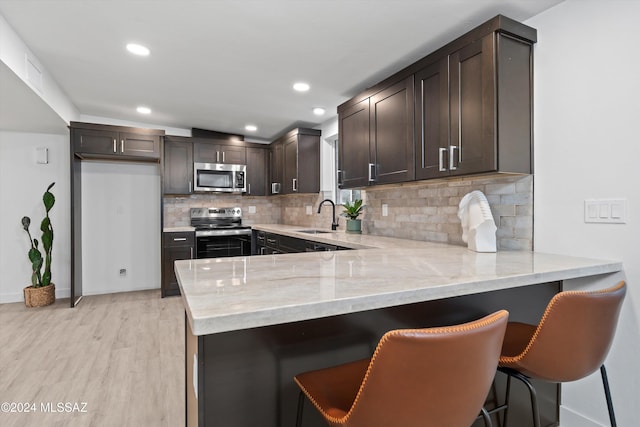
left=23, top=283, right=55, bottom=308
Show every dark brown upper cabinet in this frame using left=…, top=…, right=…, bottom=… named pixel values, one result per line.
left=414, top=57, right=449, bottom=180
left=71, top=122, right=162, bottom=161
left=163, top=136, right=193, bottom=195
left=271, top=128, right=320, bottom=195
left=193, top=140, right=246, bottom=165
left=269, top=140, right=284, bottom=194
left=246, top=147, right=268, bottom=196
left=338, top=76, right=414, bottom=189
left=341, top=15, right=536, bottom=187
left=450, top=33, right=532, bottom=176
left=369, top=76, right=415, bottom=185
left=338, top=98, right=370, bottom=188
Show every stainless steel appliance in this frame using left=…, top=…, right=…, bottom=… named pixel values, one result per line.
left=193, top=162, right=246, bottom=193
left=191, top=207, right=252, bottom=258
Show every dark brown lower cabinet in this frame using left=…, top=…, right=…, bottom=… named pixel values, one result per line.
left=162, top=231, right=194, bottom=297
left=186, top=283, right=561, bottom=427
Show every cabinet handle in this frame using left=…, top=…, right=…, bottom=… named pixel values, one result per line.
left=368, top=163, right=375, bottom=182
left=190, top=247, right=193, bottom=259
left=173, top=237, right=187, bottom=241
left=188, top=181, right=192, bottom=193
left=247, top=183, right=251, bottom=194
left=216, top=151, right=220, bottom=163
left=113, top=139, right=117, bottom=153
left=271, top=182, right=281, bottom=194
left=222, top=152, right=225, bottom=163
left=439, top=148, right=448, bottom=172
left=292, top=178, right=298, bottom=192
left=449, top=146, right=458, bottom=171
left=337, top=169, right=343, bottom=186
left=121, top=140, right=125, bottom=153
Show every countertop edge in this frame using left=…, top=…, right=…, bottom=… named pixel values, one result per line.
left=184, top=258, right=623, bottom=336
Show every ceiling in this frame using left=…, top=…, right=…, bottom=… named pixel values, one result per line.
left=0, top=0, right=564, bottom=140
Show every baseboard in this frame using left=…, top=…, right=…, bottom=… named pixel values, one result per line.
left=82, top=284, right=160, bottom=296
left=0, top=286, right=70, bottom=304
left=560, top=406, right=605, bottom=427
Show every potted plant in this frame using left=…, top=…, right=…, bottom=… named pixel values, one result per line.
left=341, top=199, right=364, bottom=234
left=21, top=182, right=56, bottom=308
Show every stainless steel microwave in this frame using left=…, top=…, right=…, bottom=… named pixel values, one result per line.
left=193, top=162, right=246, bottom=193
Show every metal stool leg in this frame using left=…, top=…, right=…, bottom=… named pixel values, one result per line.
left=502, top=373, right=512, bottom=427
left=508, top=370, right=540, bottom=427
left=600, top=365, right=617, bottom=427
left=295, top=391, right=305, bottom=427
left=480, top=407, right=494, bottom=427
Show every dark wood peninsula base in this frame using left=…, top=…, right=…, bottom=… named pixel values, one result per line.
left=186, top=283, right=562, bottom=427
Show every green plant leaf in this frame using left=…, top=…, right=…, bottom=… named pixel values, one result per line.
left=42, top=270, right=51, bottom=287
left=43, top=191, right=55, bottom=212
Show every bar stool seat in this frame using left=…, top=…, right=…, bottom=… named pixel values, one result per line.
left=294, top=310, right=509, bottom=427
left=497, top=281, right=626, bottom=427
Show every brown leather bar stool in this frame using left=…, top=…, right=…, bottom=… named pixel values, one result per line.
left=293, top=310, right=509, bottom=427
left=497, top=281, right=626, bottom=427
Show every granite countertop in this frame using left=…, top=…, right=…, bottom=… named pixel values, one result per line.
left=175, top=226, right=622, bottom=336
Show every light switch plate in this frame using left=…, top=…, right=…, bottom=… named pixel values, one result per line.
left=306, top=205, right=312, bottom=215
left=382, top=204, right=389, bottom=217
left=584, top=199, right=627, bottom=224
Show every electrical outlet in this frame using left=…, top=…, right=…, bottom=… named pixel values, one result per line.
left=382, top=204, right=389, bottom=217
left=306, top=205, right=312, bottom=215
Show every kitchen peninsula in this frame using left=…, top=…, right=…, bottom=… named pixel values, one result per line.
left=176, top=227, right=622, bottom=427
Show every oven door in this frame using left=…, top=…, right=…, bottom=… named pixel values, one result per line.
left=196, top=234, right=252, bottom=259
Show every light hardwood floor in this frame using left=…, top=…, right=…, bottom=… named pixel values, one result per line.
left=0, top=290, right=184, bottom=427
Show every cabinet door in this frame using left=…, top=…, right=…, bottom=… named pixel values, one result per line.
left=369, top=76, right=415, bottom=184
left=194, top=142, right=246, bottom=164
left=449, top=34, right=496, bottom=176
left=283, top=135, right=298, bottom=194
left=120, top=133, right=160, bottom=159
left=162, top=246, right=192, bottom=297
left=338, top=98, right=370, bottom=188
left=162, top=232, right=194, bottom=298
left=269, top=141, right=284, bottom=194
left=193, top=142, right=220, bottom=163
left=220, top=145, right=246, bottom=164
left=415, top=58, right=450, bottom=180
left=297, top=133, right=320, bottom=193
left=246, top=147, right=267, bottom=196
left=164, top=138, right=193, bottom=194
left=74, top=128, right=119, bottom=155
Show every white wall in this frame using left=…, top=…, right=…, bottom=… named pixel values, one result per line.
left=0, top=14, right=78, bottom=124
left=527, top=1, right=640, bottom=425
left=81, top=161, right=160, bottom=295
left=0, top=130, right=71, bottom=302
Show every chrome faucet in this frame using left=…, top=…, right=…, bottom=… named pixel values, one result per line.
left=318, top=199, right=339, bottom=230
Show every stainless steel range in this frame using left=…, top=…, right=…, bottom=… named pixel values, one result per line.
left=191, top=207, right=252, bottom=258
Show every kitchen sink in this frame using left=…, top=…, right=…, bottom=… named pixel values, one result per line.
left=296, top=229, right=331, bottom=234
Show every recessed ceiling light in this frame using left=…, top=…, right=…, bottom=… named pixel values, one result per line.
left=126, top=43, right=150, bottom=56
left=293, top=82, right=310, bottom=92
left=245, top=125, right=257, bottom=132
left=136, top=106, right=151, bottom=114
left=313, top=107, right=326, bottom=116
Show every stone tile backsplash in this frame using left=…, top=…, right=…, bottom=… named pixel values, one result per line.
left=163, top=174, right=533, bottom=251
left=362, top=174, right=533, bottom=250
